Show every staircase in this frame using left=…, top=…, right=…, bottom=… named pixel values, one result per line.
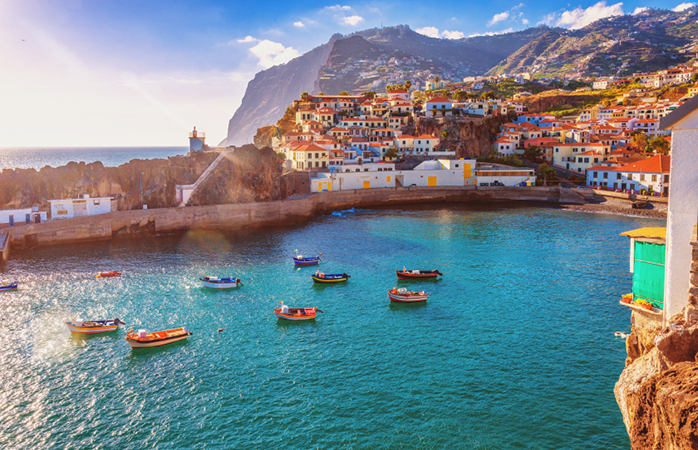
left=177, top=150, right=232, bottom=207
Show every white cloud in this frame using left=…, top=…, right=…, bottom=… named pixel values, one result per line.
left=415, top=26, right=440, bottom=38
left=341, top=15, right=364, bottom=26
left=674, top=2, right=696, bottom=11
left=522, top=18, right=530, bottom=25
left=468, top=28, right=514, bottom=37
left=293, top=21, right=305, bottom=27
left=488, top=11, right=510, bottom=26
left=441, top=30, right=465, bottom=39
left=248, top=40, right=300, bottom=68
left=632, top=6, right=649, bottom=14
left=540, top=1, right=624, bottom=30
left=415, top=27, right=465, bottom=39
left=237, top=35, right=257, bottom=43
left=326, top=5, right=352, bottom=11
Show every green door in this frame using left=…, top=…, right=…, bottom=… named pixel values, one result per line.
left=632, top=241, right=665, bottom=308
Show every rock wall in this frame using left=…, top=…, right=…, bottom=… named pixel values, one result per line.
left=412, top=115, right=513, bottom=159
left=188, top=145, right=287, bottom=206
left=0, top=153, right=217, bottom=211
left=615, top=243, right=698, bottom=448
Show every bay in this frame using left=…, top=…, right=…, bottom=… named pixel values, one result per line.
left=0, top=204, right=658, bottom=449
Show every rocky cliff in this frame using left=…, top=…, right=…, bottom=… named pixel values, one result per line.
left=615, top=305, right=698, bottom=449
left=0, top=147, right=287, bottom=212
left=411, top=115, right=514, bottom=158
left=188, top=145, right=288, bottom=205
left=225, top=25, right=551, bottom=146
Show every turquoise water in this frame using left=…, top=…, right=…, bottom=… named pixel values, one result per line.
left=0, top=205, right=660, bottom=449
left=0, top=146, right=189, bottom=170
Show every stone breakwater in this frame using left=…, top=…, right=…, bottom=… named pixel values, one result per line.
left=3, top=186, right=580, bottom=253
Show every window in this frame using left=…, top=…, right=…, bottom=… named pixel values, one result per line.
left=616, top=173, right=621, bottom=180
left=603, top=173, right=608, bottom=179
left=315, top=153, right=319, bottom=158
left=664, top=175, right=669, bottom=182
left=640, top=174, right=645, bottom=181
left=593, top=172, right=598, bottom=178
left=652, top=174, right=657, bottom=182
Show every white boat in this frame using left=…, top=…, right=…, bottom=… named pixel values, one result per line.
left=199, top=276, right=242, bottom=289
left=388, top=287, right=430, bottom=303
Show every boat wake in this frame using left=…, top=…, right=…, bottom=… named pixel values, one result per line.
left=331, top=208, right=355, bottom=217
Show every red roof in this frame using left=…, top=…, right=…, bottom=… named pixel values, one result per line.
left=426, top=96, right=450, bottom=103
left=588, top=155, right=670, bottom=173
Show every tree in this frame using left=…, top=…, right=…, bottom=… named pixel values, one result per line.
left=318, top=92, right=325, bottom=95
left=648, top=136, right=670, bottom=155
left=300, top=92, right=309, bottom=102
left=384, top=147, right=398, bottom=159
left=404, top=80, right=412, bottom=90
left=276, top=151, right=286, bottom=162
left=631, top=131, right=648, bottom=152
left=338, top=91, right=349, bottom=95
left=362, top=91, right=376, bottom=99
left=440, top=130, right=449, bottom=139
left=536, top=163, right=557, bottom=183
left=693, top=73, right=698, bottom=82
left=434, top=76, right=440, bottom=83
left=523, top=145, right=543, bottom=160
left=453, top=90, right=467, bottom=101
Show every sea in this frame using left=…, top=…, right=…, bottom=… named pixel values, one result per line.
left=0, top=146, right=190, bottom=170
left=0, top=204, right=657, bottom=449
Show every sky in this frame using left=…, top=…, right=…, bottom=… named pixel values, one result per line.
left=0, top=0, right=692, bottom=148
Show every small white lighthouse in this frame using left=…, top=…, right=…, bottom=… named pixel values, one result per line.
left=189, top=126, right=206, bottom=152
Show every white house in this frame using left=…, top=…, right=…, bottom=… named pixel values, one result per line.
left=585, top=155, right=670, bottom=195
left=0, top=208, right=47, bottom=227
left=476, top=167, right=537, bottom=186
left=425, top=97, right=452, bottom=118
left=49, top=195, right=115, bottom=220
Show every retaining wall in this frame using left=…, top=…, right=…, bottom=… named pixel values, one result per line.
left=5, top=186, right=572, bottom=251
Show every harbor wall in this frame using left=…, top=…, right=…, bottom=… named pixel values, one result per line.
left=0, top=233, right=9, bottom=265
left=5, top=186, right=572, bottom=251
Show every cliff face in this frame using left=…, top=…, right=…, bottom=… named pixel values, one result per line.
left=412, top=115, right=513, bottom=158
left=0, top=146, right=288, bottom=213
left=615, top=305, right=698, bottom=449
left=0, top=153, right=216, bottom=211
left=189, top=145, right=287, bottom=206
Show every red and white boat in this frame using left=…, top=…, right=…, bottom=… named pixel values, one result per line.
left=274, top=302, right=323, bottom=321
left=125, top=327, right=191, bottom=348
left=97, top=271, right=122, bottom=278
left=388, top=287, right=430, bottom=303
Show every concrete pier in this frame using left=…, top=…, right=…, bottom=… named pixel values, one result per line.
left=4, top=186, right=579, bottom=253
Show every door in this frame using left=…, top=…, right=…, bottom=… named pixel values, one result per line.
left=25, top=214, right=31, bottom=224
left=363, top=181, right=370, bottom=189
left=428, top=176, right=437, bottom=187
left=464, top=164, right=471, bottom=178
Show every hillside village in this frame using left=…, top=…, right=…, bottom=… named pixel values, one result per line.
left=263, top=61, right=697, bottom=195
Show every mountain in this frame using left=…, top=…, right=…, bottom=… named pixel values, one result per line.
left=488, top=8, right=698, bottom=77
left=224, top=25, right=551, bottom=145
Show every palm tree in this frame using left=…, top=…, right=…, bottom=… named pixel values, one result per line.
left=300, top=92, right=308, bottom=102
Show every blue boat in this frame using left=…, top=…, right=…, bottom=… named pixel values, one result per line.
left=0, top=281, right=18, bottom=292
left=293, top=255, right=321, bottom=266
left=199, top=276, right=243, bottom=289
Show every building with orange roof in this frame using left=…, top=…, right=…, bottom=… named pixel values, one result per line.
left=425, top=96, right=452, bottom=118
left=586, top=155, right=670, bottom=195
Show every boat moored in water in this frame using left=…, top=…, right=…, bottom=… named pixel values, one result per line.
left=97, top=271, right=122, bottom=278
left=275, top=303, right=323, bottom=321
left=199, top=276, right=243, bottom=289
left=65, top=318, right=125, bottom=335
left=311, top=272, right=350, bottom=283
left=125, top=327, right=191, bottom=348
left=388, top=287, right=430, bottom=303
left=396, top=269, right=442, bottom=280
left=292, top=255, right=321, bottom=266
left=0, top=281, right=18, bottom=292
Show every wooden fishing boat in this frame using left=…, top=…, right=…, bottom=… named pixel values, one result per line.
left=292, top=255, right=321, bottom=266
left=125, top=327, right=191, bottom=348
left=388, top=287, right=429, bottom=303
left=199, top=276, right=243, bottom=289
left=311, top=272, right=350, bottom=283
left=396, top=269, right=442, bottom=280
left=275, top=303, right=323, bottom=321
left=97, top=271, right=122, bottom=278
left=65, top=318, right=125, bottom=335
left=0, top=281, right=18, bottom=292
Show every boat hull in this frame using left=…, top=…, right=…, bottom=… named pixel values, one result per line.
left=396, top=270, right=441, bottom=280
left=126, top=334, right=189, bottom=348
left=293, top=256, right=321, bottom=266
left=97, top=272, right=122, bottom=278
left=311, top=276, right=348, bottom=283
left=389, top=293, right=428, bottom=303
left=199, top=278, right=241, bottom=289
left=0, top=284, right=18, bottom=292
left=274, top=308, right=317, bottom=321
left=66, top=323, right=118, bottom=334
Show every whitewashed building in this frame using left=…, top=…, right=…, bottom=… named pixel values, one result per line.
left=49, top=195, right=115, bottom=220
left=585, top=155, right=670, bottom=195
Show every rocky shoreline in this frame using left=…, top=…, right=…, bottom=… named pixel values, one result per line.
left=561, top=198, right=668, bottom=220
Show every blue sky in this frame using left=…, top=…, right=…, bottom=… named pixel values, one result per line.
left=0, top=0, right=692, bottom=147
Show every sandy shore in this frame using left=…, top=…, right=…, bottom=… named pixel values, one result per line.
left=562, top=198, right=667, bottom=220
